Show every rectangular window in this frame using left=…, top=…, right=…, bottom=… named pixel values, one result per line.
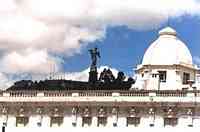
left=113, top=123, right=117, bottom=127
left=37, top=122, right=41, bottom=127
left=126, top=117, right=140, bottom=127
left=82, top=117, right=92, bottom=127
left=97, top=117, right=107, bottom=127
left=188, top=124, right=193, bottom=127
left=183, top=72, right=190, bottom=84
left=164, top=118, right=178, bottom=127
left=150, top=123, right=154, bottom=127
left=72, top=122, right=77, bottom=127
left=16, top=117, right=29, bottom=127
left=158, top=71, right=167, bottom=82
left=50, top=117, right=63, bottom=127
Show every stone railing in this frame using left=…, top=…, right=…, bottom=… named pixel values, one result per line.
left=0, top=90, right=200, bottom=98
left=9, top=91, right=37, bottom=97
left=43, top=91, right=72, bottom=97
left=79, top=91, right=112, bottom=96
left=120, top=91, right=149, bottom=96
left=155, top=90, right=187, bottom=97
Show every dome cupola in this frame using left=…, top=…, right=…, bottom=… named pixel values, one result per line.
left=142, top=27, right=193, bottom=66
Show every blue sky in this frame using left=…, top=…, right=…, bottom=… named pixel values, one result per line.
left=63, top=15, right=200, bottom=76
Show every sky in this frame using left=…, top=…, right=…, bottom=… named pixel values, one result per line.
left=1, top=0, right=200, bottom=89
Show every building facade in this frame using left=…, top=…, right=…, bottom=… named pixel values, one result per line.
left=133, top=27, right=198, bottom=90
left=0, top=90, right=200, bottom=128
left=1, top=27, right=200, bottom=131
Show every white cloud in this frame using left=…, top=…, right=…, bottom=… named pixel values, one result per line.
left=1, top=0, right=200, bottom=55
left=0, top=0, right=200, bottom=89
left=0, top=73, right=13, bottom=90
left=0, top=49, right=63, bottom=74
left=61, top=66, right=119, bottom=82
left=19, top=0, right=200, bottom=29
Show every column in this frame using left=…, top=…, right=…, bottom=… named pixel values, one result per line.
left=118, top=116, right=126, bottom=127
left=92, top=116, right=97, bottom=127
left=42, top=115, right=50, bottom=127
left=71, top=107, right=78, bottom=127
left=111, top=107, right=118, bottom=127
left=148, top=108, right=155, bottom=127
left=187, top=108, right=193, bottom=127
left=35, top=107, right=43, bottom=127
left=1, top=107, right=8, bottom=127
left=63, top=114, right=71, bottom=128
left=7, top=115, right=16, bottom=127
left=155, top=116, right=164, bottom=127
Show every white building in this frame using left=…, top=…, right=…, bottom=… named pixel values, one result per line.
left=1, top=27, right=200, bottom=131
left=133, top=27, right=199, bottom=90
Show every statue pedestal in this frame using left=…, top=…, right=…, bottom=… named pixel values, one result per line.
left=89, top=70, right=98, bottom=84
left=2, top=126, right=5, bottom=132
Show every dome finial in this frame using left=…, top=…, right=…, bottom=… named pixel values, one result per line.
left=159, top=27, right=177, bottom=36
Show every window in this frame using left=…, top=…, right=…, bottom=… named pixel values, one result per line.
left=50, top=117, right=63, bottom=127
left=3, top=122, right=7, bottom=127
left=152, top=74, right=157, bottom=78
left=37, top=122, right=41, bottom=127
left=36, top=115, right=42, bottom=127
left=16, top=117, right=29, bottom=127
left=82, top=117, right=92, bottom=127
left=97, top=117, right=107, bottom=127
left=150, top=123, right=154, bottom=127
left=126, top=117, right=140, bottom=127
left=164, top=118, right=178, bottom=127
left=183, top=72, right=190, bottom=84
left=113, top=123, right=117, bottom=127
left=188, top=124, right=193, bottom=127
left=71, top=114, right=77, bottom=127
left=158, top=71, right=167, bottom=82
left=72, top=122, right=77, bottom=127
left=142, top=74, right=144, bottom=78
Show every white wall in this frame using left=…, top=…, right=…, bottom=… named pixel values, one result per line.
left=135, top=65, right=196, bottom=90
left=1, top=114, right=197, bottom=128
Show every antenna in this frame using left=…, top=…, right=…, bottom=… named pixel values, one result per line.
left=167, top=13, right=170, bottom=27
left=49, top=59, right=56, bottom=80
left=167, top=10, right=170, bottom=27
left=49, top=60, right=53, bottom=80
left=53, top=62, right=56, bottom=79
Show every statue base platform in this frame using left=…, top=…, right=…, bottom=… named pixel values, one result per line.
left=89, top=70, right=98, bottom=84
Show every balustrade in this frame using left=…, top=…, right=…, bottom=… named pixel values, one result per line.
left=43, top=91, right=72, bottom=97
left=1, top=90, right=200, bottom=98
left=9, top=91, right=37, bottom=97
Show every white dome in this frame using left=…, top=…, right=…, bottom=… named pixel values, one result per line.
left=142, top=27, right=193, bottom=65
